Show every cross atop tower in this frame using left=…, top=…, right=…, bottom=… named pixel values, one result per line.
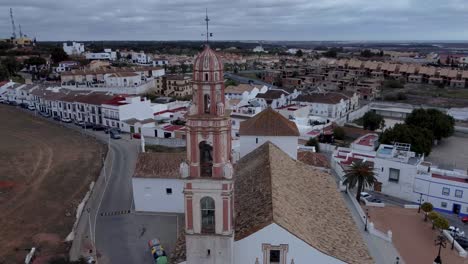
left=203, top=8, right=213, bottom=44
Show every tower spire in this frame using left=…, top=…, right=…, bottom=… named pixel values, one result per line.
left=205, top=8, right=210, bottom=44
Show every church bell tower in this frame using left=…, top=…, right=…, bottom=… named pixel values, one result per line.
left=179, top=12, right=234, bottom=264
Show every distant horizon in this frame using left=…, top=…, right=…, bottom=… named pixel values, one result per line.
left=2, top=0, right=468, bottom=43
left=35, top=39, right=468, bottom=44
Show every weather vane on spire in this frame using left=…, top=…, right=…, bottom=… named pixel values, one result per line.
left=202, top=8, right=213, bottom=44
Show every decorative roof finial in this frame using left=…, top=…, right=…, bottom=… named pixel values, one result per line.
left=204, top=8, right=213, bottom=45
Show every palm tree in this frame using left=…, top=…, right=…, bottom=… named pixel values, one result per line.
left=343, top=160, right=377, bottom=201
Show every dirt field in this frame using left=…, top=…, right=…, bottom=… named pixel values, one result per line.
left=0, top=105, right=105, bottom=263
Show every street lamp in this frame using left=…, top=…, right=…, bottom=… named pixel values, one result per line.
left=434, top=235, right=446, bottom=264
left=364, top=208, right=370, bottom=232
left=451, top=231, right=458, bottom=250
left=418, top=193, right=424, bottom=213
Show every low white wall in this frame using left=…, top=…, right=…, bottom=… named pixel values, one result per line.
left=404, top=204, right=419, bottom=209
left=442, top=230, right=467, bottom=258
left=132, top=178, right=184, bottom=213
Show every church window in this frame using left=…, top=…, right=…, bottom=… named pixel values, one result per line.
left=262, top=244, right=288, bottom=264
left=199, top=141, right=213, bottom=177
left=256, top=138, right=258, bottom=144
left=270, top=250, right=280, bottom=263
left=166, top=188, right=172, bottom=195
left=201, top=196, right=215, bottom=234
left=205, top=73, right=209, bottom=81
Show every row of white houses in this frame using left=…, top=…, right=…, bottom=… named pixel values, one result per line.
left=0, top=81, right=189, bottom=139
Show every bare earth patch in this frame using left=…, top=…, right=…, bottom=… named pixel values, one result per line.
left=0, top=105, right=105, bottom=263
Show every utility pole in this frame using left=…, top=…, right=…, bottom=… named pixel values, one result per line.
left=19, top=24, right=23, bottom=38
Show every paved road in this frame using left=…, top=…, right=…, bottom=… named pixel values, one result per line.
left=81, top=130, right=183, bottom=263
left=16, top=108, right=182, bottom=264
left=224, top=72, right=276, bottom=88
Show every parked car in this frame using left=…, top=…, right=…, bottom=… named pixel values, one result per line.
left=40, top=111, right=51, bottom=118
left=61, top=117, right=72, bottom=123
left=462, top=216, right=468, bottom=224
left=360, top=192, right=372, bottom=202
left=0, top=98, right=5, bottom=104
left=8, top=101, right=17, bottom=106
left=93, top=124, right=105, bottom=131
left=110, top=130, right=121, bottom=139
left=74, top=120, right=84, bottom=126
left=370, top=198, right=382, bottom=203
left=148, top=238, right=168, bottom=264
left=82, top=122, right=94, bottom=129
left=53, top=116, right=61, bottom=121
left=456, top=237, right=468, bottom=249
left=132, top=133, right=141, bottom=139
left=448, top=226, right=465, bottom=237
left=27, top=105, right=35, bottom=111
left=105, top=127, right=121, bottom=134
left=19, top=103, right=28, bottom=109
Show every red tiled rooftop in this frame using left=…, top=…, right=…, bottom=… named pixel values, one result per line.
left=102, top=95, right=128, bottom=106
left=154, top=107, right=187, bottom=116
left=432, top=173, right=468, bottom=184
left=163, top=125, right=184, bottom=132
left=355, top=134, right=378, bottom=147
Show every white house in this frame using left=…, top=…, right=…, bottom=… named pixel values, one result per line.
left=132, top=152, right=185, bottom=213
left=86, top=49, right=117, bottom=61
left=238, top=107, right=300, bottom=160
left=55, top=61, right=79, bottom=73
left=374, top=143, right=468, bottom=216
left=101, top=96, right=154, bottom=129
left=252, top=46, right=266, bottom=53
left=293, top=91, right=359, bottom=121
left=63, top=42, right=85, bottom=56
left=254, top=88, right=300, bottom=109
left=131, top=51, right=153, bottom=65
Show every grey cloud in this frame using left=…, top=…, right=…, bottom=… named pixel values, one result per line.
left=0, top=0, right=467, bottom=41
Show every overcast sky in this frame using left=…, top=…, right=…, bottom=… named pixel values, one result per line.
left=1, top=0, right=468, bottom=41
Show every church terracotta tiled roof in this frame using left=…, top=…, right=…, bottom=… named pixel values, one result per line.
left=239, top=107, right=300, bottom=136
left=133, top=152, right=186, bottom=179
left=234, top=142, right=373, bottom=264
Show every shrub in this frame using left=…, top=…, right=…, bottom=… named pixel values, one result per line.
left=333, top=126, right=346, bottom=140
left=305, top=137, right=320, bottom=152
left=421, top=202, right=433, bottom=221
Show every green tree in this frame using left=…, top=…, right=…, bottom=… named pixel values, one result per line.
left=323, top=49, right=337, bottom=58
left=225, top=78, right=238, bottom=87
left=0, top=64, right=9, bottom=80
left=295, top=49, right=303, bottom=57
left=405, top=109, right=455, bottom=141
left=181, top=64, right=188, bottom=74
left=343, top=160, right=377, bottom=201
left=362, top=111, right=385, bottom=131
left=427, top=211, right=440, bottom=229
left=433, top=216, right=450, bottom=230
left=421, top=202, right=433, bottom=221
left=383, top=79, right=405, bottom=89
left=333, top=126, right=346, bottom=140
left=305, top=137, right=320, bottom=152
left=360, top=49, right=374, bottom=57
left=50, top=47, right=69, bottom=63
left=1, top=56, right=20, bottom=77
left=379, top=124, right=434, bottom=156
left=24, top=56, right=47, bottom=66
